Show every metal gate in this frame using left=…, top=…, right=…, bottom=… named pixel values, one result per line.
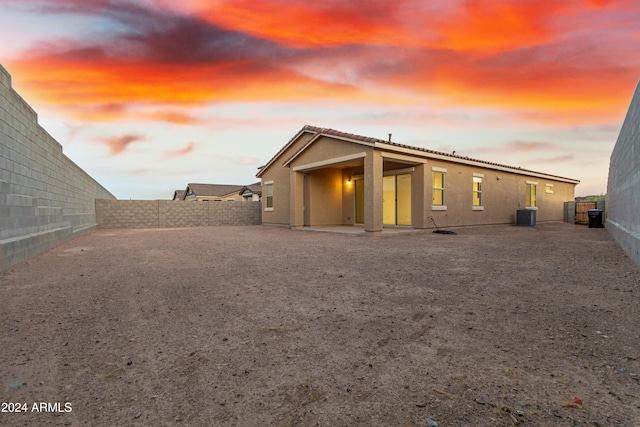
left=575, top=202, right=597, bottom=225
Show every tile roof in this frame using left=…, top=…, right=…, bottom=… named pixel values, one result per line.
left=187, top=183, right=245, bottom=197
left=173, top=190, right=186, bottom=200
left=257, top=125, right=579, bottom=183
left=302, top=125, right=561, bottom=177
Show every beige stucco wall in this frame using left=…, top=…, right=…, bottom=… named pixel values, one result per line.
left=411, top=163, right=428, bottom=228
left=260, top=133, right=310, bottom=225
left=364, top=150, right=383, bottom=231
left=424, top=160, right=575, bottom=228
left=291, top=136, right=369, bottom=165
left=260, top=134, right=372, bottom=226
left=307, top=168, right=343, bottom=225
left=294, top=137, right=373, bottom=226
left=342, top=170, right=356, bottom=224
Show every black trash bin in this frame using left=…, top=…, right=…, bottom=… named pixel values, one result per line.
left=587, top=209, right=603, bottom=228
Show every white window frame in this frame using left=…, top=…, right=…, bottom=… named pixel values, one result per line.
left=545, top=183, right=554, bottom=194
left=264, top=181, right=274, bottom=211
left=432, top=167, right=447, bottom=211
left=526, top=181, right=538, bottom=210
left=472, top=173, right=484, bottom=210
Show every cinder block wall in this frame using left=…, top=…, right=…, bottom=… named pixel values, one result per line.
left=95, top=200, right=261, bottom=228
left=607, top=80, right=640, bottom=268
left=0, top=64, right=115, bottom=273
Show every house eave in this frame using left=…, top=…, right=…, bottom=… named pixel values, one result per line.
left=282, top=133, right=374, bottom=168
left=372, top=141, right=580, bottom=184
left=256, top=128, right=315, bottom=178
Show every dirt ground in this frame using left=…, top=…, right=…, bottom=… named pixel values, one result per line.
left=1, top=222, right=639, bottom=426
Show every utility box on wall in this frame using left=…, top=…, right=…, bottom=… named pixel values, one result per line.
left=516, top=209, right=536, bottom=226
left=564, top=201, right=576, bottom=223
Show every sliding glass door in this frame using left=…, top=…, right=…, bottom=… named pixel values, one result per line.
left=383, top=174, right=411, bottom=226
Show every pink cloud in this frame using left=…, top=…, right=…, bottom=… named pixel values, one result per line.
left=509, top=140, right=557, bottom=152
left=161, top=142, right=196, bottom=159
left=530, top=154, right=576, bottom=164
left=99, top=134, right=145, bottom=155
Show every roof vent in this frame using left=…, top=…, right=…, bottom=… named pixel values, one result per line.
left=388, top=133, right=392, bottom=142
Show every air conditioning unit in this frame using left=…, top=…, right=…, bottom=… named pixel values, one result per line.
left=516, top=209, right=536, bottom=226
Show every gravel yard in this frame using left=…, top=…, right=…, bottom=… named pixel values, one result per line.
left=1, top=222, right=639, bottom=426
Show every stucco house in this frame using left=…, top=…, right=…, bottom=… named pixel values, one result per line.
left=256, top=125, right=579, bottom=231
left=183, top=183, right=246, bottom=201
left=239, top=183, right=262, bottom=201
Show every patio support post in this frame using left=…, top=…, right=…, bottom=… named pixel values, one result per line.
left=364, top=150, right=383, bottom=232
left=291, top=170, right=304, bottom=227
left=412, top=163, right=428, bottom=228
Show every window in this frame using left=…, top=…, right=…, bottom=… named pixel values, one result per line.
left=432, top=171, right=445, bottom=208
left=265, top=181, right=273, bottom=210
left=472, top=176, right=483, bottom=208
left=545, top=184, right=554, bottom=194
left=526, top=182, right=537, bottom=208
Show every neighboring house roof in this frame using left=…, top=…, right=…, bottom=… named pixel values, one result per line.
left=173, top=190, right=186, bottom=200
left=256, top=125, right=580, bottom=184
left=186, top=183, right=245, bottom=198
left=239, top=182, right=262, bottom=197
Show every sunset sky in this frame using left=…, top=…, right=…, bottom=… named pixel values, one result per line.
left=1, top=0, right=639, bottom=199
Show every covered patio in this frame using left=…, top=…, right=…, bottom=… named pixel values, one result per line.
left=287, top=150, right=428, bottom=232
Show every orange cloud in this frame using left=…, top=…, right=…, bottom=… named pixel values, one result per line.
left=587, top=0, right=613, bottom=6
left=366, top=36, right=638, bottom=124
left=186, top=0, right=638, bottom=124
left=196, top=1, right=422, bottom=48
left=193, top=0, right=574, bottom=54
left=194, top=0, right=637, bottom=54
left=3, top=3, right=365, bottom=114
left=3, top=0, right=639, bottom=128
left=143, top=110, right=201, bottom=125
left=8, top=54, right=363, bottom=116
left=432, top=1, right=567, bottom=53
